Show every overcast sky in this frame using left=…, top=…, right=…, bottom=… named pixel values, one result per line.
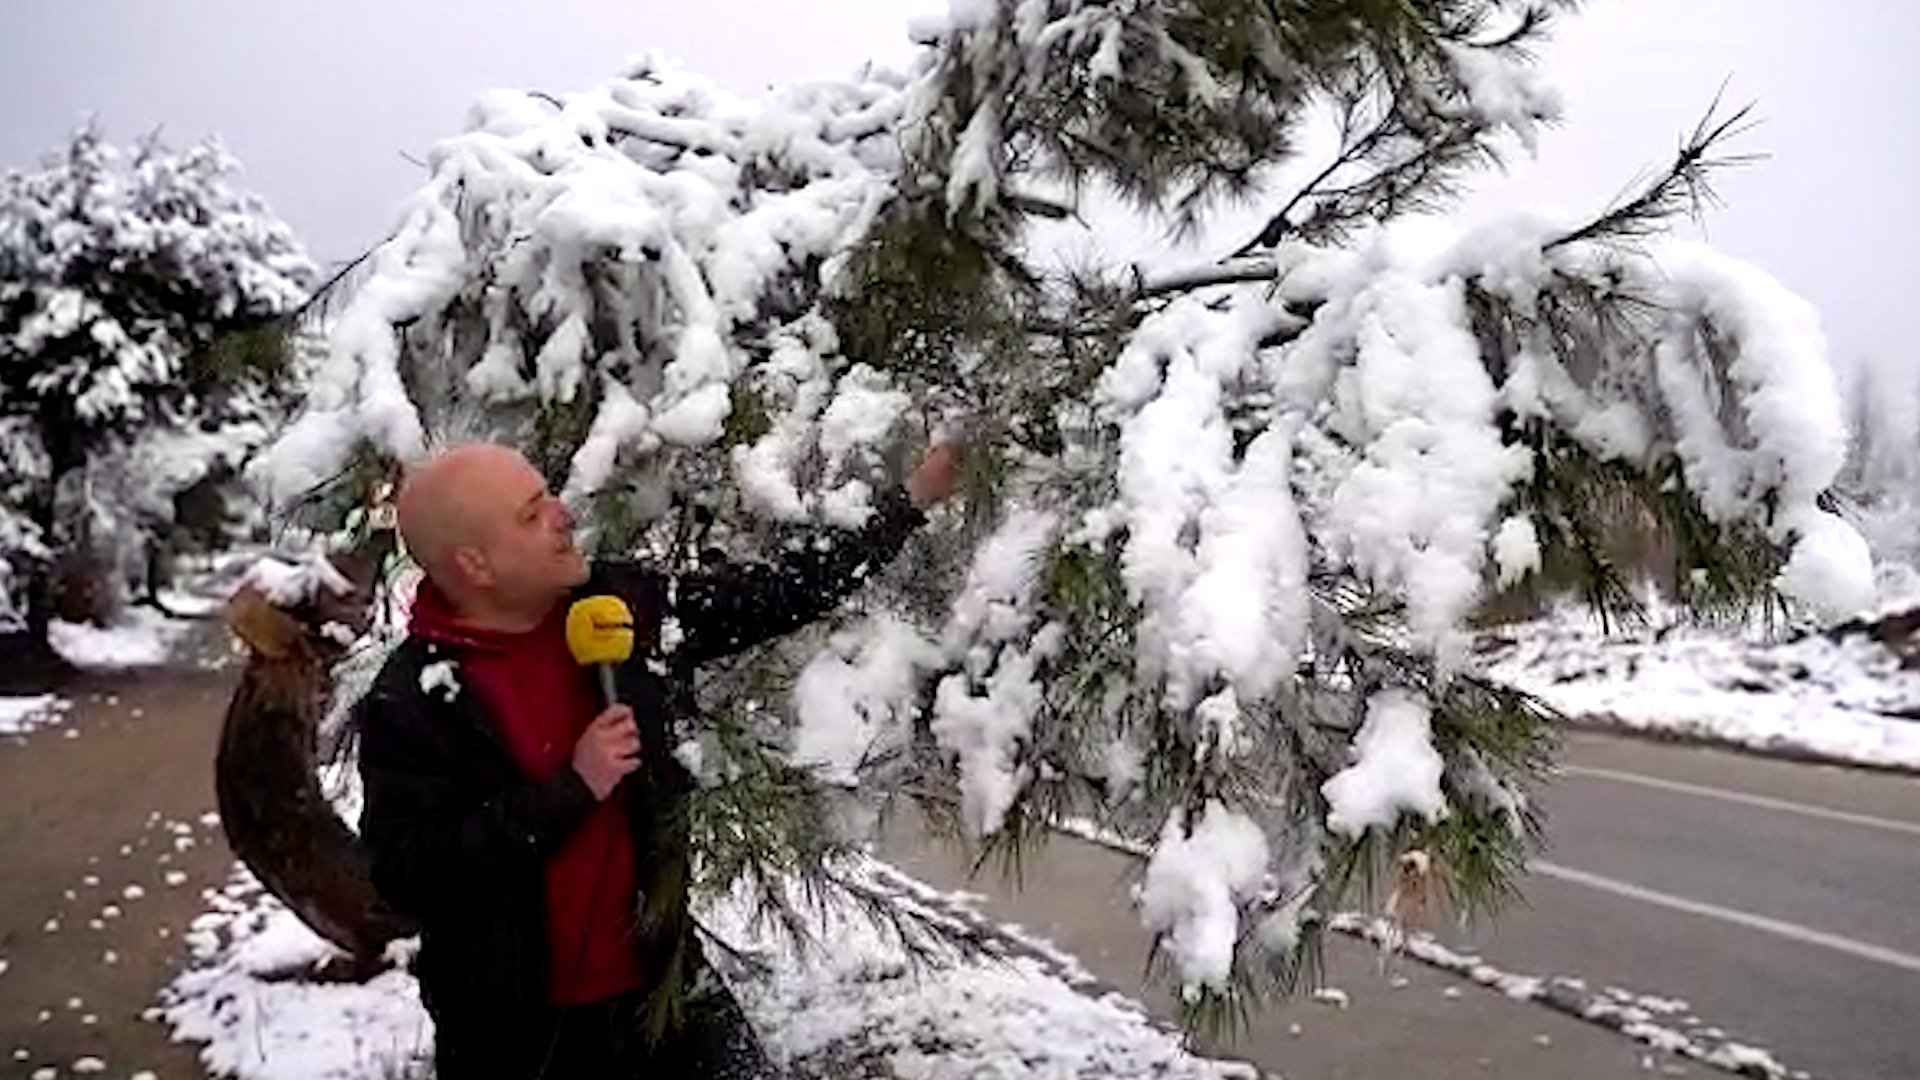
left=2, top=1, right=1915, bottom=373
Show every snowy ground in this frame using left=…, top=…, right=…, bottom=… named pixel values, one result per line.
left=46, top=605, right=202, bottom=672
left=0, top=692, right=71, bottom=737
left=1479, top=606, right=1920, bottom=772
left=159, top=859, right=1264, bottom=1080
left=0, top=602, right=213, bottom=742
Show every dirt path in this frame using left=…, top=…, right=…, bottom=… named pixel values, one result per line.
left=0, top=631, right=239, bottom=1080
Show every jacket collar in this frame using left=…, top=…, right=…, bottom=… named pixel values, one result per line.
left=409, top=578, right=561, bottom=654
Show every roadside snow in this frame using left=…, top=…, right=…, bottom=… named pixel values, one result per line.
left=48, top=609, right=190, bottom=670
left=0, top=694, right=69, bottom=737
left=1480, top=607, right=1920, bottom=771
left=1330, top=913, right=1799, bottom=1080
left=162, top=862, right=1262, bottom=1080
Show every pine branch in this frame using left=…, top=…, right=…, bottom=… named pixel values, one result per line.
left=1545, top=93, right=1763, bottom=251
left=1231, top=109, right=1397, bottom=256
left=1471, top=4, right=1561, bottom=50
left=291, top=242, right=382, bottom=327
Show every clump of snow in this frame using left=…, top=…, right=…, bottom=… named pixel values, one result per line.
left=791, top=615, right=942, bottom=786
left=1441, top=43, right=1564, bottom=152
left=1322, top=690, right=1448, bottom=838
left=1651, top=245, right=1873, bottom=618
left=48, top=608, right=189, bottom=670
left=0, top=694, right=70, bottom=737
left=932, top=630, right=1059, bottom=837
left=1136, top=801, right=1272, bottom=993
left=562, top=381, right=656, bottom=506
left=1491, top=515, right=1541, bottom=587
left=1316, top=269, right=1530, bottom=663
left=1308, top=986, right=1351, bottom=1008
left=818, top=364, right=910, bottom=467
left=1099, top=297, right=1306, bottom=708
left=941, top=509, right=1057, bottom=649
left=930, top=509, right=1062, bottom=836
left=418, top=660, right=460, bottom=703
left=241, top=551, right=354, bottom=608
left=1776, top=511, right=1875, bottom=621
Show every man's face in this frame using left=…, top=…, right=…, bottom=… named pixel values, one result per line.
left=466, top=455, right=591, bottom=604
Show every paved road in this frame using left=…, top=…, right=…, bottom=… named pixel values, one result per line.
left=882, top=729, right=1920, bottom=1080
left=881, top=812, right=1695, bottom=1080
left=1460, top=730, right=1920, bottom=1080
left=0, top=632, right=240, bottom=1080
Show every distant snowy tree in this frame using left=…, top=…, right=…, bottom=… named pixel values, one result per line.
left=257, top=0, right=1873, bottom=1024
left=1830, top=353, right=1920, bottom=598
left=0, top=124, right=314, bottom=640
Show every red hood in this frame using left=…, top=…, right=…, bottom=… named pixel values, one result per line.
left=409, top=579, right=537, bottom=653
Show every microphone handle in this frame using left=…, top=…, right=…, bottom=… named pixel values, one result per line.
left=596, top=664, right=618, bottom=707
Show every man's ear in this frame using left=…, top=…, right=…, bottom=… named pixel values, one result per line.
left=452, top=545, right=494, bottom=588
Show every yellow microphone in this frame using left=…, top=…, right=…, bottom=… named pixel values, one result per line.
left=566, top=595, right=635, bottom=706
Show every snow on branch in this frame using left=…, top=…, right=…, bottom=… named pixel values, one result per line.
left=254, top=4, right=1872, bottom=1010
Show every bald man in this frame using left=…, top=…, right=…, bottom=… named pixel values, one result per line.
left=356, top=441, right=956, bottom=1080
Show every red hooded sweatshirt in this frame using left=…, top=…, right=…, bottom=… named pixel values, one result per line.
left=410, top=581, right=645, bottom=1007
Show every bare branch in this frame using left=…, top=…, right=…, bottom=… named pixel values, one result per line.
left=1138, top=258, right=1286, bottom=298
left=1004, top=191, right=1074, bottom=220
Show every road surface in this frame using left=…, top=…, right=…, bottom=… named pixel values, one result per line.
left=882, top=729, right=1920, bottom=1080
left=1468, top=730, right=1920, bottom=1080
left=0, top=634, right=241, bottom=1080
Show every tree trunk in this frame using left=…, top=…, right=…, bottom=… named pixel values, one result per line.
left=52, top=537, right=120, bottom=627
left=0, top=573, right=68, bottom=688
left=214, top=531, right=415, bottom=973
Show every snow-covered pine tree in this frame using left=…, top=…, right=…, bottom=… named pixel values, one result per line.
left=1829, top=354, right=1920, bottom=592
left=0, top=124, right=315, bottom=641
left=256, top=0, right=1875, bottom=1024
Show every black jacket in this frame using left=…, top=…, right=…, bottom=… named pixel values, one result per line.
left=355, top=490, right=924, bottom=1079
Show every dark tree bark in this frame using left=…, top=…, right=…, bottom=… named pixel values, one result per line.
left=214, top=530, right=415, bottom=975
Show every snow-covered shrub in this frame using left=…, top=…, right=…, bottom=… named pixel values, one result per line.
left=0, top=125, right=313, bottom=632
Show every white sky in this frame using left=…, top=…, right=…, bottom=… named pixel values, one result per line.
left=2, top=1, right=1915, bottom=372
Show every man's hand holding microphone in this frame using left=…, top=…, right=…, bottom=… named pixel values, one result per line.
left=567, top=594, right=641, bottom=801
left=572, top=704, right=641, bottom=801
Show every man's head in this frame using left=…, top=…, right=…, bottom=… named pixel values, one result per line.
left=395, top=443, right=590, bottom=628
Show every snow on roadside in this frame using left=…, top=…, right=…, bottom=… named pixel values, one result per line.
left=161, top=861, right=1263, bottom=1080
left=1479, top=607, right=1920, bottom=772
left=0, top=694, right=70, bottom=737
left=48, top=608, right=193, bottom=671
left=1329, top=913, right=1804, bottom=1080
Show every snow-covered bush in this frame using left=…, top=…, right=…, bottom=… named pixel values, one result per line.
left=0, top=125, right=313, bottom=634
